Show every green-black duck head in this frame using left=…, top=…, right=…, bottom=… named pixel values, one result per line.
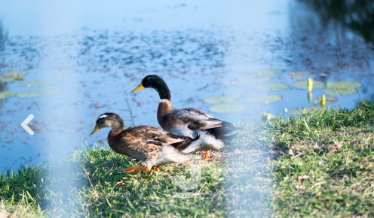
left=90, top=113, right=124, bottom=136
left=131, top=75, right=171, bottom=100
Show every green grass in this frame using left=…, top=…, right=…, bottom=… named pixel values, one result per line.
left=0, top=147, right=229, bottom=217
left=2, top=101, right=374, bottom=217
left=271, top=100, right=374, bottom=217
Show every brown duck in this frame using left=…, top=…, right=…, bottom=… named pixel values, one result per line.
left=90, top=113, right=201, bottom=173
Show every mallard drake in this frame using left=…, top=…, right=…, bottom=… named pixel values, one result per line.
left=90, top=113, right=202, bottom=173
left=131, top=75, right=242, bottom=161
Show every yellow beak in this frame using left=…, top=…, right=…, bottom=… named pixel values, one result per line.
left=90, top=125, right=100, bottom=136
left=131, top=84, right=145, bottom=93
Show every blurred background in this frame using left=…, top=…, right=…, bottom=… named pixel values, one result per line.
left=0, top=0, right=373, bottom=173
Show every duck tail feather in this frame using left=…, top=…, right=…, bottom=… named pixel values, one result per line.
left=221, top=127, right=242, bottom=137
left=181, top=133, right=203, bottom=154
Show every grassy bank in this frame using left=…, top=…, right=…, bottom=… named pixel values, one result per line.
left=1, top=101, right=374, bottom=217
left=272, top=100, right=374, bottom=217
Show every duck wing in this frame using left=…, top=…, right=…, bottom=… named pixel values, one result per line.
left=134, top=126, right=200, bottom=152
left=168, top=133, right=201, bottom=153
left=174, top=108, right=223, bottom=131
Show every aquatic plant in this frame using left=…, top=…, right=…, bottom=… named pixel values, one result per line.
left=312, top=96, right=338, bottom=105
left=321, top=95, right=326, bottom=107
left=0, top=91, right=14, bottom=99
left=19, top=81, right=51, bottom=87
left=307, top=78, right=313, bottom=92
left=204, top=96, right=236, bottom=104
left=322, top=81, right=362, bottom=96
left=245, top=94, right=282, bottom=104
left=255, top=83, right=288, bottom=91
left=209, top=104, right=247, bottom=113
left=239, top=75, right=271, bottom=83
left=307, top=92, right=312, bottom=103
left=326, top=81, right=362, bottom=89
left=16, top=90, right=61, bottom=98
left=0, top=71, right=28, bottom=83
left=292, top=80, right=324, bottom=90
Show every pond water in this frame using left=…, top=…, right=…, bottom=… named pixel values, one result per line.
left=0, top=0, right=373, bottom=173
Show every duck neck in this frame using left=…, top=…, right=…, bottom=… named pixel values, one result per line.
left=153, top=81, right=171, bottom=100
left=157, top=99, right=175, bottom=130
left=111, top=118, right=125, bottom=134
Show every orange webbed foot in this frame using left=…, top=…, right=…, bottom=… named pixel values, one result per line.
left=153, top=165, right=160, bottom=174
left=123, top=166, right=151, bottom=173
left=202, top=150, right=210, bottom=162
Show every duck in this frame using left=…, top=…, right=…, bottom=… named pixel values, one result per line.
left=90, top=113, right=202, bottom=173
left=131, top=75, right=242, bottom=161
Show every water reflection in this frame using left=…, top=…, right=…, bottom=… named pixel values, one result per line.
left=298, top=0, right=374, bottom=43
left=0, top=19, right=6, bottom=117
left=0, top=20, right=7, bottom=51
left=0, top=82, right=4, bottom=108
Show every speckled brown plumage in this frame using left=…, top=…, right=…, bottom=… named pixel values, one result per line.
left=90, top=113, right=202, bottom=173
